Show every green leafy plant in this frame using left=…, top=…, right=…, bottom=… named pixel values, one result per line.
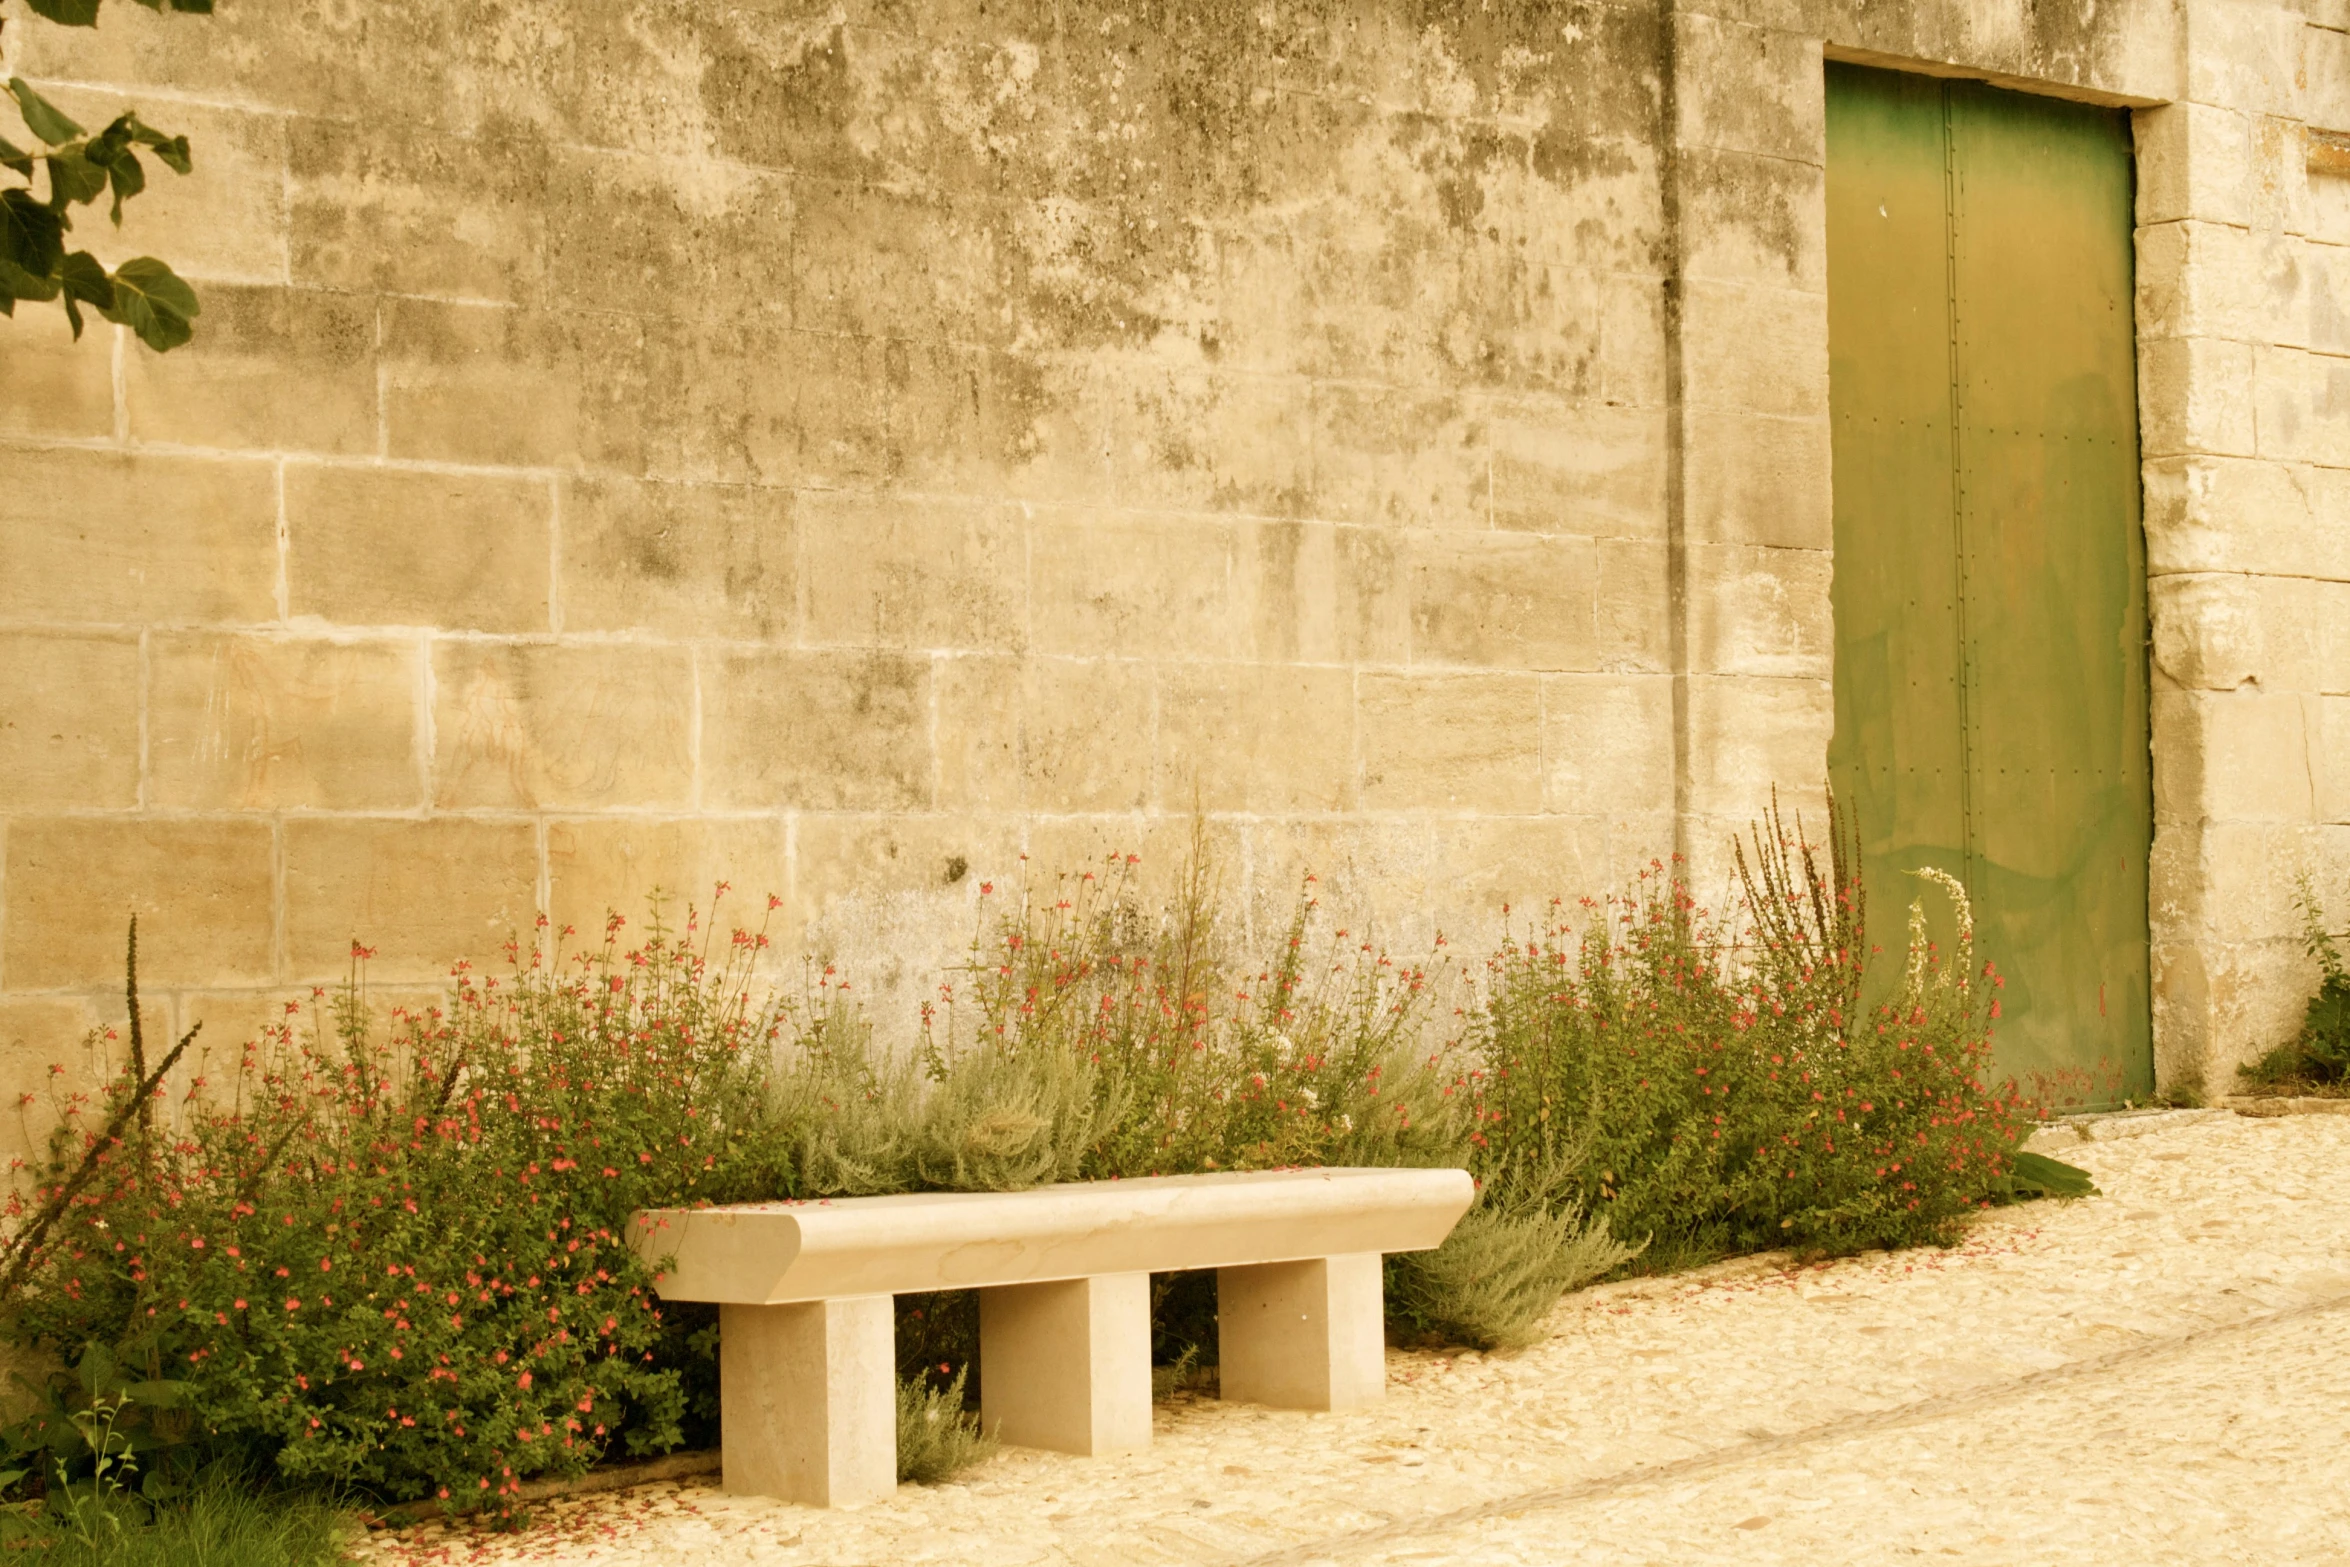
left=2244, top=875, right=2350, bottom=1090
left=893, top=1367, right=992, bottom=1485
left=1, top=1, right=204, bottom=348
left=1457, top=803, right=2057, bottom=1272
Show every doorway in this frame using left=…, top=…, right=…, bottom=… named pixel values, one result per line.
left=1824, top=62, right=2153, bottom=1101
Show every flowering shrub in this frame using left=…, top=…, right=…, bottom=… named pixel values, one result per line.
left=0, top=809, right=2076, bottom=1512
left=1460, top=807, right=2033, bottom=1267
left=4, top=904, right=788, bottom=1511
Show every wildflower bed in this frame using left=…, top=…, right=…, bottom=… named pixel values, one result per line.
left=0, top=810, right=2061, bottom=1538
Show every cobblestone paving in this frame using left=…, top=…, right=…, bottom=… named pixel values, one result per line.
left=359, top=1110, right=2350, bottom=1566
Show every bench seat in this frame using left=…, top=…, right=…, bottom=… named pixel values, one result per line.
left=630, top=1166, right=1473, bottom=1506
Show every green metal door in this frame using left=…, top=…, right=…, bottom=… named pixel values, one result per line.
left=1825, top=62, right=2152, bottom=1102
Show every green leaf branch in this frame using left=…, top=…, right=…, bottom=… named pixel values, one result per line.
left=1, top=0, right=207, bottom=351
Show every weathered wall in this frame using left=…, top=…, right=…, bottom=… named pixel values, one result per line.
left=0, top=0, right=2333, bottom=1099
left=2132, top=0, right=2350, bottom=1096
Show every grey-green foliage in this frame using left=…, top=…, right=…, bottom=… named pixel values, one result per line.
left=1389, top=1198, right=1634, bottom=1352
left=772, top=1001, right=920, bottom=1198
left=911, top=1044, right=1128, bottom=1193
left=1389, top=1139, right=1636, bottom=1351
left=3, top=1, right=209, bottom=350
left=894, top=1367, right=993, bottom=1486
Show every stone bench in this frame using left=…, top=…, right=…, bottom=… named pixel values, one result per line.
left=629, top=1165, right=1474, bottom=1506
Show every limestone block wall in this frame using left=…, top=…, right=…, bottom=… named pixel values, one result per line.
left=0, top=0, right=2330, bottom=1100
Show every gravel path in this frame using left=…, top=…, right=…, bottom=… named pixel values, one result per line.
left=357, top=1110, right=2350, bottom=1566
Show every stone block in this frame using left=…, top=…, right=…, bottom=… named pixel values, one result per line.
left=433, top=642, right=695, bottom=810
left=1239, top=816, right=1439, bottom=945
left=2305, top=240, right=2350, bottom=358
left=1021, top=658, right=1156, bottom=814
left=718, top=1298, right=897, bottom=1507
left=149, top=632, right=421, bottom=810
left=1217, top=1254, right=1384, bottom=1412
left=2309, top=167, right=2350, bottom=248
left=2135, top=221, right=2302, bottom=344
left=1, top=451, right=277, bottom=626
left=1487, top=398, right=1668, bottom=542
left=1358, top=672, right=1543, bottom=811
left=1542, top=673, right=1674, bottom=817
left=1427, top=815, right=1620, bottom=937
left=790, top=812, right=1022, bottom=1024
left=1408, top=531, right=1599, bottom=672
left=2304, top=21, right=2347, bottom=119
left=1599, top=271, right=1669, bottom=408
left=546, top=816, right=791, bottom=951
left=1684, top=408, right=1832, bottom=549
left=2150, top=571, right=2265, bottom=690
left=2142, top=456, right=2348, bottom=579
left=2152, top=688, right=2314, bottom=825
left=126, top=284, right=378, bottom=456
left=979, top=1272, right=1152, bottom=1454
left=1106, top=368, right=1313, bottom=519
left=380, top=299, right=597, bottom=471
left=2133, top=102, right=2253, bottom=227
left=801, top=493, right=1026, bottom=652
left=288, top=116, right=552, bottom=302
left=1030, top=513, right=1246, bottom=660
left=1332, top=525, right=1414, bottom=665
left=792, top=181, right=1005, bottom=349
left=2181, top=0, right=2303, bottom=117
left=1679, top=147, right=1827, bottom=291
left=284, top=465, right=552, bottom=633
left=932, top=655, right=1023, bottom=811
left=0, top=302, right=114, bottom=441
left=1679, top=280, right=1829, bottom=418
left=544, top=146, right=795, bottom=326
left=700, top=650, right=930, bottom=811
left=2153, top=818, right=2315, bottom=945
left=2137, top=335, right=2258, bottom=459
left=1676, top=16, right=1824, bottom=163
left=283, top=818, right=539, bottom=983
left=884, top=345, right=1115, bottom=508
left=1597, top=539, right=1672, bottom=672
left=1156, top=664, right=1357, bottom=813
left=2252, top=344, right=2350, bottom=466
left=742, top=326, right=887, bottom=489
left=560, top=477, right=797, bottom=642
left=2246, top=575, right=2350, bottom=694
left=2313, top=697, right=2350, bottom=824
left=1682, top=673, right=1829, bottom=822
left=1307, top=384, right=1489, bottom=530
left=4, top=819, right=274, bottom=991
left=0, top=633, right=140, bottom=810
left=1020, top=816, right=1250, bottom=909
left=1687, top=543, right=1833, bottom=680
left=1238, top=522, right=1341, bottom=666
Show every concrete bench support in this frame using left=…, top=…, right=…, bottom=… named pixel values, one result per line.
left=978, top=1271, right=1152, bottom=1455
left=1217, top=1252, right=1385, bottom=1412
left=719, top=1296, right=896, bottom=1507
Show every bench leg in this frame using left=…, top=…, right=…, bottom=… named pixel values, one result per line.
left=1217, top=1253, right=1386, bottom=1412
left=977, top=1272, right=1152, bottom=1456
left=718, top=1297, right=896, bottom=1506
